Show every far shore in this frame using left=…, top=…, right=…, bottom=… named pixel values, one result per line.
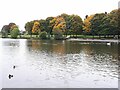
left=0, top=37, right=119, bottom=43
left=68, top=38, right=119, bottom=43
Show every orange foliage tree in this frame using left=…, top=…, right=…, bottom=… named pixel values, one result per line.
left=83, top=15, right=94, bottom=33
left=10, top=25, right=18, bottom=31
left=52, top=16, right=66, bottom=35
left=50, top=16, right=66, bottom=39
left=32, top=21, right=40, bottom=34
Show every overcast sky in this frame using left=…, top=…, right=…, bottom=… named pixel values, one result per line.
left=0, top=0, right=119, bottom=30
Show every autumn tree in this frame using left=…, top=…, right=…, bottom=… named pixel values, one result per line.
left=8, top=23, right=16, bottom=33
left=32, top=21, right=40, bottom=36
left=50, top=17, right=57, bottom=29
left=10, top=25, right=18, bottom=31
left=83, top=15, right=94, bottom=34
left=23, top=9, right=119, bottom=39
left=60, top=13, right=72, bottom=36
left=51, top=16, right=66, bottom=39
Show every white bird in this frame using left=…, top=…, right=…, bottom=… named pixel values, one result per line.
left=107, top=42, right=111, bottom=46
left=66, top=36, right=70, bottom=39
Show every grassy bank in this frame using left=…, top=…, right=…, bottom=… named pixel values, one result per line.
left=0, top=34, right=119, bottom=40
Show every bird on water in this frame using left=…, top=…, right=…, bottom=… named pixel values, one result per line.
left=13, top=66, right=15, bottom=69
left=8, top=74, right=13, bottom=79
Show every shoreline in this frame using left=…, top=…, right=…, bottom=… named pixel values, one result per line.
left=68, top=38, right=119, bottom=43
left=0, top=38, right=119, bottom=43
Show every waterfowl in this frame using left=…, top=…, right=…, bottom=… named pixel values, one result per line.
left=13, top=66, right=15, bottom=69
left=107, top=42, right=111, bottom=46
left=8, top=74, right=13, bottom=79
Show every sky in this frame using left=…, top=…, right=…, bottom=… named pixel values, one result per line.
left=0, top=0, right=119, bottom=30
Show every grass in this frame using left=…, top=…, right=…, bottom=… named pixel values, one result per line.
left=0, top=34, right=119, bottom=40
left=68, top=35, right=117, bottom=39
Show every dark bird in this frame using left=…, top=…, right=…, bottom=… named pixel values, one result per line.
left=8, top=74, right=13, bottom=79
left=13, top=66, right=15, bottom=69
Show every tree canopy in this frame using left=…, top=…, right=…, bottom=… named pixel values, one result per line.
left=1, top=8, right=119, bottom=39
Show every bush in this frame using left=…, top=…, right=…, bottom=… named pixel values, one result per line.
left=54, top=33, right=64, bottom=40
left=53, top=27, right=64, bottom=40
left=39, top=31, right=47, bottom=39
left=10, top=28, right=19, bottom=39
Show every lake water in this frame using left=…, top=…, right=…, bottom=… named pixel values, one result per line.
left=0, top=39, right=119, bottom=88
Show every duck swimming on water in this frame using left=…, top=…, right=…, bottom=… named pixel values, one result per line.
left=13, top=66, right=15, bottom=69
left=8, top=74, right=13, bottom=79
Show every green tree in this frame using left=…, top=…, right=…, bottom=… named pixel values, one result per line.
left=1, top=25, right=9, bottom=38
left=1, top=23, right=17, bottom=38
left=10, top=26, right=19, bottom=39
left=90, top=13, right=107, bottom=35
left=39, top=19, right=47, bottom=32
left=90, top=9, right=119, bottom=37
left=53, top=27, right=63, bottom=40
left=60, top=13, right=71, bottom=36
left=69, top=15, right=83, bottom=37
left=25, top=21, right=34, bottom=37
left=46, top=17, right=54, bottom=38
left=118, top=8, right=120, bottom=36
left=107, top=9, right=118, bottom=35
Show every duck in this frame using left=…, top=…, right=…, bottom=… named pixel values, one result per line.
left=13, top=66, right=15, bottom=69
left=8, top=74, right=13, bottom=79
